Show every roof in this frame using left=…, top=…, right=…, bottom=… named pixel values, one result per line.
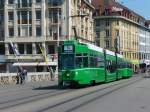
left=117, top=53, right=123, bottom=58
left=86, top=43, right=103, bottom=53
left=112, top=1, right=145, bottom=20
left=106, top=49, right=115, bottom=56
left=92, top=0, right=145, bottom=20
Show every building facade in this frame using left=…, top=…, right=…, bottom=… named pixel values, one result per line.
left=0, top=0, right=94, bottom=73
left=62, top=0, right=94, bottom=43
left=92, top=0, right=150, bottom=70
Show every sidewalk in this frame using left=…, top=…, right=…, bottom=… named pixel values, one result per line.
left=0, top=80, right=58, bottom=90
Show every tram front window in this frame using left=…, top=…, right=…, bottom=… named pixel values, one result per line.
left=59, top=54, right=75, bottom=70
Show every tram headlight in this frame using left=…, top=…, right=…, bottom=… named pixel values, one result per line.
left=75, top=71, right=78, bottom=75
left=66, top=74, right=70, bottom=77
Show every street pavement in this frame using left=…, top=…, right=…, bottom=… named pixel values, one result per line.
left=74, top=77, right=150, bottom=112
left=0, top=75, right=149, bottom=112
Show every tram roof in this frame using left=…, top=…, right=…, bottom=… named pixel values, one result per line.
left=106, top=49, right=115, bottom=56
left=117, top=54, right=123, bottom=58
left=85, top=43, right=103, bottom=53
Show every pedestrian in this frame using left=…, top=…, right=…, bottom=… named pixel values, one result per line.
left=22, top=69, right=28, bottom=84
left=16, top=67, right=21, bottom=84
left=48, top=66, right=55, bottom=81
left=16, top=66, right=23, bottom=84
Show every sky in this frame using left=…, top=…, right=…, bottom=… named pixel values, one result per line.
left=118, top=0, right=150, bottom=19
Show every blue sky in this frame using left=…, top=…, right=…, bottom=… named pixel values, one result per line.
left=118, top=0, right=150, bottom=19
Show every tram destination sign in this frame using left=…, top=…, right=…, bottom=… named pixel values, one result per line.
left=63, top=45, right=74, bottom=53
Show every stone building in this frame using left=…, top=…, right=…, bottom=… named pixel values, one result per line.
left=0, top=0, right=94, bottom=73
left=92, top=0, right=150, bottom=70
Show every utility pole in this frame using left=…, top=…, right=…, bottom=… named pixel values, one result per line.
left=70, top=14, right=89, bottom=41
left=56, top=8, right=60, bottom=78
left=114, top=35, right=120, bottom=80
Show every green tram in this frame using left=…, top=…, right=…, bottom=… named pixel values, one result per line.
left=58, top=40, right=133, bottom=87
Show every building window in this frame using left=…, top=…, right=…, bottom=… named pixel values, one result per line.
left=21, top=26, right=28, bottom=36
left=22, top=0, right=28, bottom=7
left=0, top=12, right=4, bottom=24
left=0, top=44, right=5, bottom=55
left=95, top=20, right=100, bottom=26
left=36, top=43, right=42, bottom=54
left=36, top=10, right=41, bottom=20
left=48, top=45, right=55, bottom=54
left=49, top=28, right=52, bottom=36
left=0, top=29, right=4, bottom=41
left=105, top=40, right=110, bottom=48
left=36, top=0, right=41, bottom=3
left=8, top=0, right=13, bottom=4
left=26, top=44, right=32, bottom=54
left=18, top=27, right=20, bottom=36
left=21, top=11, right=28, bottom=24
left=8, top=12, right=14, bottom=21
left=96, top=31, right=100, bottom=38
left=36, top=26, right=41, bottom=36
left=105, top=20, right=109, bottom=26
left=29, top=26, right=32, bottom=36
left=29, top=11, right=32, bottom=24
left=0, top=0, right=4, bottom=5
left=8, top=44, right=14, bottom=54
left=105, top=30, right=110, bottom=37
left=9, top=28, right=14, bottom=37
left=115, top=30, right=119, bottom=36
left=18, top=0, right=32, bottom=7
left=18, top=44, right=24, bottom=54
left=48, top=0, right=61, bottom=6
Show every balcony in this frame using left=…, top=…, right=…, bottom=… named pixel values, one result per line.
left=6, top=54, right=42, bottom=60
left=5, top=54, right=58, bottom=63
left=17, top=3, right=32, bottom=9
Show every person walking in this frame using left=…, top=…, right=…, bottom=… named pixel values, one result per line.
left=48, top=66, right=55, bottom=81
left=16, top=67, right=23, bottom=84
left=22, top=69, right=28, bottom=84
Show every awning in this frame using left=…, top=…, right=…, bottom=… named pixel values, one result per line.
left=13, top=62, right=57, bottom=66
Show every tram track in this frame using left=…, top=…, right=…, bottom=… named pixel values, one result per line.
left=0, top=87, right=74, bottom=110
left=38, top=76, right=142, bottom=112
left=1, top=76, right=142, bottom=112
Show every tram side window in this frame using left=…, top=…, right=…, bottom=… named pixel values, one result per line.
left=112, top=61, right=116, bottom=72
left=106, top=60, right=116, bottom=73
left=119, top=62, right=124, bottom=68
left=97, top=60, right=104, bottom=67
left=76, top=57, right=83, bottom=68
left=118, top=62, right=121, bottom=68
left=90, top=57, right=97, bottom=67
left=83, top=57, right=88, bottom=67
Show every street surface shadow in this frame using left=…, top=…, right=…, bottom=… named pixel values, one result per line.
left=33, top=85, right=72, bottom=90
